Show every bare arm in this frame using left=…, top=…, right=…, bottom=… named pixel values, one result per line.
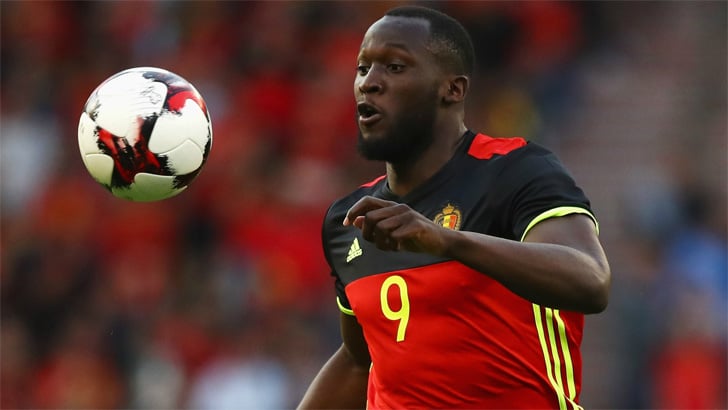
left=297, top=312, right=371, bottom=409
left=344, top=196, right=611, bottom=313
left=444, top=213, right=610, bottom=312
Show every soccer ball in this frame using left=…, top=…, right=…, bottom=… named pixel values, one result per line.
left=78, top=67, right=212, bottom=201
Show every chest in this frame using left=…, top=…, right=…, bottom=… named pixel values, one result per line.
left=327, top=185, right=509, bottom=288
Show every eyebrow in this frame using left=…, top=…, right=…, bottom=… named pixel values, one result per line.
left=359, top=42, right=414, bottom=56
left=382, top=42, right=411, bottom=52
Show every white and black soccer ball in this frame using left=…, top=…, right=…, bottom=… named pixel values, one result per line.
left=78, top=67, right=212, bottom=201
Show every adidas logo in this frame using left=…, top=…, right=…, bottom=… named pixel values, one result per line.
left=346, top=238, right=363, bottom=263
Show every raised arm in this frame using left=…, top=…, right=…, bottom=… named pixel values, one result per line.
left=344, top=196, right=611, bottom=313
left=446, top=212, right=610, bottom=312
left=297, top=312, right=371, bottom=409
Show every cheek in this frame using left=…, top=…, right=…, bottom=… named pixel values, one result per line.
left=404, top=87, right=440, bottom=111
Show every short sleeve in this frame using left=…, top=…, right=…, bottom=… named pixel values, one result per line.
left=492, top=146, right=594, bottom=241
left=333, top=271, right=355, bottom=315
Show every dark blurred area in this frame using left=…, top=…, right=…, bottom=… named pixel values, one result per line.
left=0, top=1, right=725, bottom=409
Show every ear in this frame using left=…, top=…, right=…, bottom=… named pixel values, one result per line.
left=443, top=75, right=469, bottom=104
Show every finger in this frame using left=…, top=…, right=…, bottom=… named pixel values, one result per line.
left=352, top=216, right=365, bottom=229
left=390, top=225, right=422, bottom=253
left=362, top=211, right=408, bottom=250
left=343, top=196, right=398, bottom=226
left=370, top=230, right=399, bottom=251
left=380, top=236, right=399, bottom=251
left=390, top=220, right=446, bottom=255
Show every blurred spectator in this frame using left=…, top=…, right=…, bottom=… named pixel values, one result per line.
left=1, top=1, right=725, bottom=408
left=648, top=188, right=727, bottom=408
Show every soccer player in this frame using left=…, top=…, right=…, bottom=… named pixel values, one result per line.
left=298, top=5, right=611, bottom=409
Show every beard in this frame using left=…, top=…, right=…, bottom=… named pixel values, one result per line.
left=356, top=89, right=439, bottom=164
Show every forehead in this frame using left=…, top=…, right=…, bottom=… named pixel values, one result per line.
left=359, top=16, right=432, bottom=56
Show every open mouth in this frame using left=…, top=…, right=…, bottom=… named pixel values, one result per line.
left=357, top=102, right=382, bottom=125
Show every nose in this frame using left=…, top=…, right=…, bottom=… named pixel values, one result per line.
left=357, top=68, right=382, bottom=95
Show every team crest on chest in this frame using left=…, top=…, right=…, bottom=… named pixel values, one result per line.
left=434, top=203, right=462, bottom=230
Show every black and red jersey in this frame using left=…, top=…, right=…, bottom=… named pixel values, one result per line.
left=321, top=131, right=596, bottom=409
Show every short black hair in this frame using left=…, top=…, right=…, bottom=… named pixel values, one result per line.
left=385, top=5, right=475, bottom=76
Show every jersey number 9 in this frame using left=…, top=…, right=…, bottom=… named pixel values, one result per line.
left=380, top=275, right=410, bottom=342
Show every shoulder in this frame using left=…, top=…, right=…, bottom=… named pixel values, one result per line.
left=466, top=132, right=566, bottom=175
left=464, top=133, right=566, bottom=179
left=501, top=141, right=573, bottom=181
left=466, top=132, right=555, bottom=162
left=466, top=133, right=530, bottom=160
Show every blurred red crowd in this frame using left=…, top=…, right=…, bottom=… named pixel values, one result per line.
left=1, top=2, right=725, bottom=409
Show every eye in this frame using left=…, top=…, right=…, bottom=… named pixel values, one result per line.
left=387, top=63, right=405, bottom=73
left=357, top=65, right=370, bottom=75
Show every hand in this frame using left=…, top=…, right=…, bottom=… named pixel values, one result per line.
left=343, top=196, right=450, bottom=256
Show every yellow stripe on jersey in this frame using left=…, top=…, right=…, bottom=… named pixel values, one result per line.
left=555, top=310, right=580, bottom=408
left=532, top=305, right=566, bottom=410
left=532, top=304, right=583, bottom=410
left=520, top=206, right=599, bottom=242
left=545, top=308, right=565, bottom=404
left=337, top=296, right=355, bottom=316
left=523, top=207, right=592, bottom=410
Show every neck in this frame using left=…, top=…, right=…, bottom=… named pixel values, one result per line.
left=386, top=122, right=468, bottom=197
